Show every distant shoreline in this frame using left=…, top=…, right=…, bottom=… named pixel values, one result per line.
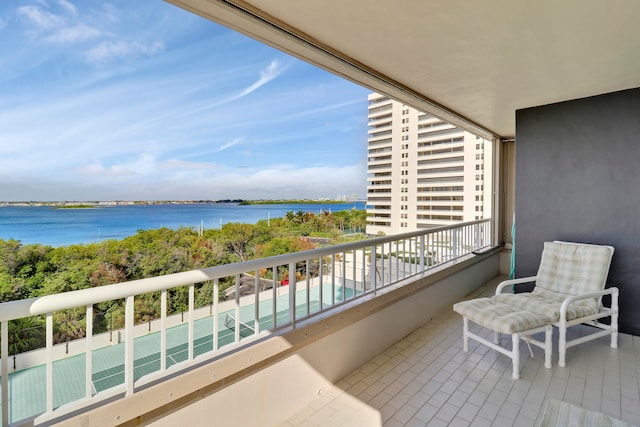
left=56, top=204, right=97, bottom=209
left=0, top=199, right=362, bottom=208
left=239, top=199, right=358, bottom=205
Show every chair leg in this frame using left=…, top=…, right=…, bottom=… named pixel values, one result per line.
left=512, top=333, right=520, bottom=380
left=558, top=320, right=567, bottom=368
left=611, top=289, right=619, bottom=349
left=544, top=325, right=552, bottom=369
left=494, top=331, right=499, bottom=345
left=462, top=317, right=469, bottom=352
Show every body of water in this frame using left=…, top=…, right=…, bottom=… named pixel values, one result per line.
left=0, top=202, right=364, bottom=247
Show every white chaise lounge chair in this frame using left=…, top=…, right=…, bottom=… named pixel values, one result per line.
left=454, top=241, right=618, bottom=379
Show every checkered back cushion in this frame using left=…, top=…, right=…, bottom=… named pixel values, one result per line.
left=534, top=241, right=614, bottom=297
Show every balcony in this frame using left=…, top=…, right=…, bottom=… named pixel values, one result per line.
left=1, top=228, right=636, bottom=426
left=1, top=220, right=495, bottom=426
left=3, top=221, right=632, bottom=426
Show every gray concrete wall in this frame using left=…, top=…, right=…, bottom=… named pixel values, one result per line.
left=515, top=87, right=640, bottom=335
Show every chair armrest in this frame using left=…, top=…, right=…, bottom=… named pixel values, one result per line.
left=495, top=276, right=537, bottom=295
left=559, top=287, right=619, bottom=321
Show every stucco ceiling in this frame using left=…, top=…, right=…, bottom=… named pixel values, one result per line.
left=168, top=0, right=640, bottom=138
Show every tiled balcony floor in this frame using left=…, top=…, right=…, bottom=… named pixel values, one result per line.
left=279, top=276, right=640, bottom=426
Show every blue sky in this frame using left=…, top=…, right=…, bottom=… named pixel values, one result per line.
left=0, top=1, right=370, bottom=201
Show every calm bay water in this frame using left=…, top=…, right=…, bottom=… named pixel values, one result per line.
left=0, top=202, right=364, bottom=247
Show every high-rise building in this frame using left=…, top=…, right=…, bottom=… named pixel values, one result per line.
left=366, top=93, right=492, bottom=235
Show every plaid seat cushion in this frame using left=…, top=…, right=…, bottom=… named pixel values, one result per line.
left=493, top=290, right=598, bottom=321
left=453, top=298, right=555, bottom=334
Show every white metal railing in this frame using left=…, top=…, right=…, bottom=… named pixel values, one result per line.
left=0, top=219, right=491, bottom=425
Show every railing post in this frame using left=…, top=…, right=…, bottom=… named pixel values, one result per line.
left=289, top=262, right=296, bottom=327
left=371, top=245, right=377, bottom=292
left=451, top=230, right=458, bottom=260
left=188, top=284, right=194, bottom=361
left=235, top=274, right=241, bottom=342
left=380, top=244, right=385, bottom=287
left=2, top=320, right=8, bottom=427
left=271, top=268, right=277, bottom=329
left=124, top=295, right=134, bottom=396
left=361, top=249, right=366, bottom=294
left=341, top=252, right=347, bottom=301
left=402, top=239, right=406, bottom=278
left=213, top=279, right=219, bottom=351
left=395, top=241, right=400, bottom=281
left=254, top=272, right=261, bottom=335
left=305, top=262, right=311, bottom=318
left=331, top=254, right=336, bottom=305
left=352, top=250, right=357, bottom=297
left=161, top=290, right=167, bottom=370
left=85, top=305, right=93, bottom=399
left=46, top=312, right=53, bottom=413
left=319, top=260, right=324, bottom=310
left=473, top=223, right=479, bottom=249
left=419, top=235, right=425, bottom=272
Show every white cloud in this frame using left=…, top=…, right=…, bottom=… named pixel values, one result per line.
left=84, top=40, right=164, bottom=64
left=161, top=159, right=217, bottom=170
left=102, top=3, right=118, bottom=23
left=76, top=163, right=135, bottom=176
left=188, top=60, right=287, bottom=114
left=237, top=60, right=284, bottom=98
left=57, top=0, right=77, bottom=16
left=172, top=163, right=366, bottom=200
left=0, top=18, right=7, bottom=30
left=120, top=153, right=158, bottom=176
left=45, top=23, right=100, bottom=43
left=17, top=5, right=65, bottom=31
left=215, top=137, right=244, bottom=152
left=16, top=2, right=102, bottom=44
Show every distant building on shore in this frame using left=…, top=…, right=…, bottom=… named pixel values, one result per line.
left=336, top=194, right=360, bottom=202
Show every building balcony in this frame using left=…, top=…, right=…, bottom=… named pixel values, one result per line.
left=366, top=183, right=392, bottom=190
left=367, top=105, right=392, bottom=115
left=367, top=164, right=393, bottom=172
left=368, top=138, right=393, bottom=148
left=368, top=122, right=392, bottom=131
left=367, top=157, right=393, bottom=165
